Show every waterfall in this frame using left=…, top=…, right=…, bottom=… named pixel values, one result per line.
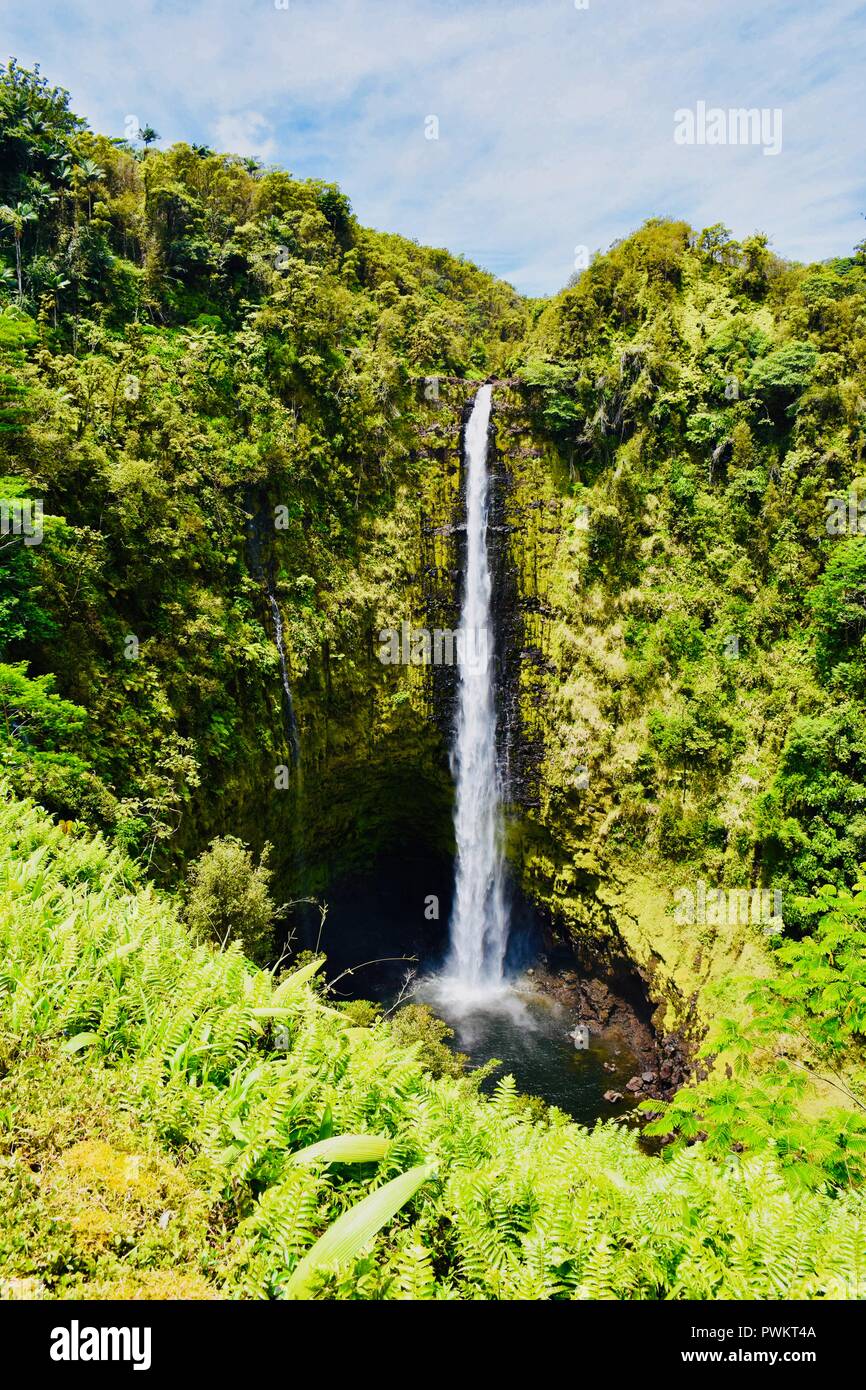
left=265, top=576, right=300, bottom=765
left=243, top=492, right=300, bottom=767
left=444, top=384, right=509, bottom=995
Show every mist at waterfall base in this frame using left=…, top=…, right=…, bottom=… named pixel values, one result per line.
left=295, top=852, right=642, bottom=1127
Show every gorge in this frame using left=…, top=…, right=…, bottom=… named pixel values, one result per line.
left=307, top=380, right=660, bottom=1123
left=2, top=56, right=866, bottom=1299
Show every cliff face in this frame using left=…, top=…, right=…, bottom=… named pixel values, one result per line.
left=262, top=376, right=703, bottom=1034
left=482, top=385, right=765, bottom=1036
left=489, top=386, right=701, bottom=1032
left=263, top=380, right=474, bottom=897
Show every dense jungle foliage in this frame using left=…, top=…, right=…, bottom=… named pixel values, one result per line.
left=0, top=59, right=526, bottom=866
left=521, top=217, right=866, bottom=930
left=2, top=59, right=866, bottom=1299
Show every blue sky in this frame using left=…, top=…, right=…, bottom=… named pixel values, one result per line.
left=5, top=0, right=865, bottom=295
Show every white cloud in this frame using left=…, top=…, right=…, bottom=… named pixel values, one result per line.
left=212, top=111, right=276, bottom=162
left=4, top=0, right=865, bottom=294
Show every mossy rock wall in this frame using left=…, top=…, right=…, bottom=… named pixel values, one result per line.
left=177, top=375, right=735, bottom=1033
left=489, top=384, right=706, bottom=1031
left=242, top=380, right=477, bottom=897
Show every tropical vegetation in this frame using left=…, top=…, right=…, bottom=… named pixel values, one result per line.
left=2, top=57, right=866, bottom=1299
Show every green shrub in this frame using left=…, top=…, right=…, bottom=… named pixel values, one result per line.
left=184, top=835, right=284, bottom=963
left=387, top=1003, right=468, bottom=1079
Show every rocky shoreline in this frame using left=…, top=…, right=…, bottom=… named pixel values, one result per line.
left=530, top=962, right=700, bottom=1111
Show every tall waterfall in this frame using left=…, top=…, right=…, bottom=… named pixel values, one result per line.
left=445, top=384, right=509, bottom=994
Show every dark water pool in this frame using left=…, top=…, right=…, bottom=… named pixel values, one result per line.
left=291, top=851, right=641, bottom=1126
left=416, top=982, right=641, bottom=1125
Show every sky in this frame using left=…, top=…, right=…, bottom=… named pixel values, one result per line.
left=4, top=0, right=865, bottom=296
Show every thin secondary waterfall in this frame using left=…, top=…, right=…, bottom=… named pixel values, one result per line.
left=244, top=494, right=301, bottom=767
left=265, top=576, right=300, bottom=765
left=445, top=384, right=509, bottom=994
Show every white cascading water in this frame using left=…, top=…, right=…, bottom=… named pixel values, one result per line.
left=444, top=384, right=509, bottom=995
